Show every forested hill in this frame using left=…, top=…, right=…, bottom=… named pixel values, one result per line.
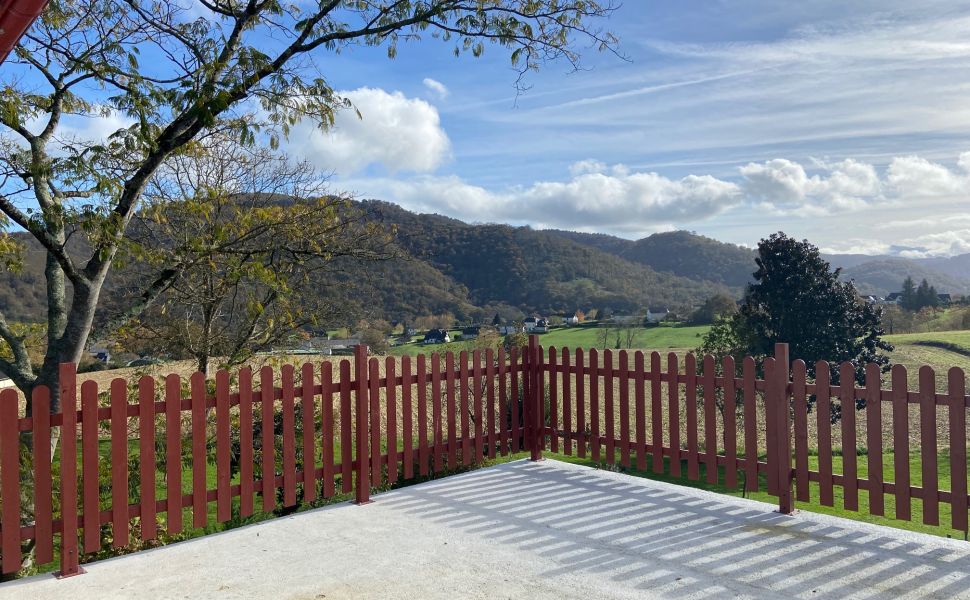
left=5, top=199, right=970, bottom=328
left=0, top=201, right=733, bottom=327
left=552, top=228, right=970, bottom=297
left=546, top=229, right=757, bottom=287
left=360, top=201, right=731, bottom=319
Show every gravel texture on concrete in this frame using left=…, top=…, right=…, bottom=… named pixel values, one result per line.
left=5, top=458, right=970, bottom=599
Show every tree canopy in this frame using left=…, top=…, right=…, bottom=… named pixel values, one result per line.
left=116, top=134, right=394, bottom=374
left=900, top=276, right=939, bottom=311
left=700, top=233, right=892, bottom=388
left=0, top=0, right=619, bottom=411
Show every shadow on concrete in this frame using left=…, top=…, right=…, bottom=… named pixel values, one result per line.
left=379, top=460, right=970, bottom=599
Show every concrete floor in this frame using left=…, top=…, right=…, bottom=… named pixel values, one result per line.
left=5, top=459, right=970, bottom=599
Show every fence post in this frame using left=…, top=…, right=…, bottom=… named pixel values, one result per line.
left=773, top=343, right=794, bottom=514
left=58, top=362, right=83, bottom=577
left=529, top=335, right=544, bottom=461
left=354, top=344, right=372, bottom=505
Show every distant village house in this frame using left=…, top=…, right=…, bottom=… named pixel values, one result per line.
left=523, top=317, right=548, bottom=333
left=423, top=329, right=451, bottom=344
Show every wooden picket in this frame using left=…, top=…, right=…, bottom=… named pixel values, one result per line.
left=667, top=353, right=681, bottom=478
left=865, top=363, right=884, bottom=516
left=634, top=351, right=646, bottom=471
left=3, top=335, right=970, bottom=579
left=685, top=354, right=699, bottom=480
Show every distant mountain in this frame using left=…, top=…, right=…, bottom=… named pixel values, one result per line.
left=0, top=201, right=733, bottom=328
left=548, top=229, right=756, bottom=287
left=364, top=201, right=729, bottom=318
left=839, top=259, right=970, bottom=297
left=621, top=232, right=756, bottom=287
left=541, top=229, right=635, bottom=256
left=555, top=229, right=970, bottom=298
left=824, top=253, right=893, bottom=270
left=916, top=253, right=970, bottom=281
left=5, top=202, right=967, bottom=329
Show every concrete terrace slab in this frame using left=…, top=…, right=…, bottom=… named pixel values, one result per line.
left=5, top=459, right=970, bottom=600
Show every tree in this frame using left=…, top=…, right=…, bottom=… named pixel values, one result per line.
left=415, top=313, right=455, bottom=331
left=359, top=328, right=390, bottom=355
left=620, top=312, right=643, bottom=348
left=880, top=304, right=915, bottom=335
left=700, top=233, right=892, bottom=388
left=692, top=293, right=738, bottom=325
left=596, top=323, right=613, bottom=348
left=503, top=332, right=528, bottom=353
left=915, top=279, right=939, bottom=311
left=116, top=136, right=392, bottom=375
left=0, top=0, right=620, bottom=414
left=901, top=276, right=918, bottom=311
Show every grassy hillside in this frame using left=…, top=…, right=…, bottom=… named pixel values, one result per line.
left=883, top=330, right=970, bottom=391
left=886, top=330, right=970, bottom=355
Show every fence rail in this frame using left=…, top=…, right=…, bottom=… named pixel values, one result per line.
left=1, top=336, right=969, bottom=579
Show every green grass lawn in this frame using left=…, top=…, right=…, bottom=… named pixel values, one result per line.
left=886, top=330, right=970, bottom=355
left=882, top=330, right=970, bottom=390
left=540, top=324, right=710, bottom=351
left=389, top=324, right=712, bottom=357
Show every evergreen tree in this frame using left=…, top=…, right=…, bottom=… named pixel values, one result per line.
left=701, top=233, right=892, bottom=390
left=915, top=279, right=939, bottom=311
left=901, top=276, right=917, bottom=311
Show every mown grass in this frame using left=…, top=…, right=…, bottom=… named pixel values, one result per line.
left=884, top=331, right=970, bottom=391
left=540, top=323, right=710, bottom=351
left=389, top=323, right=711, bottom=357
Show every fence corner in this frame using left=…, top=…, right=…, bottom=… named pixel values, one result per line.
left=528, top=335, right=544, bottom=462
left=773, top=343, right=795, bottom=515
left=353, top=345, right=372, bottom=505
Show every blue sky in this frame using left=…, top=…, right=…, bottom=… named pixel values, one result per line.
left=273, top=0, right=969, bottom=258
left=26, top=1, right=970, bottom=257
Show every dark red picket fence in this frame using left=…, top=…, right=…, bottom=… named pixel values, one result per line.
left=1, top=337, right=969, bottom=579
left=540, top=343, right=970, bottom=530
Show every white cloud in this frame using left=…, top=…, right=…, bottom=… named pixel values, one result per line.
left=824, top=229, right=970, bottom=259
left=351, top=166, right=742, bottom=234
left=422, top=78, right=449, bottom=99
left=896, top=230, right=970, bottom=258
left=342, top=150, right=970, bottom=254
left=285, top=87, right=450, bottom=175
left=739, top=157, right=882, bottom=213
left=24, top=107, right=134, bottom=145
left=568, top=159, right=609, bottom=176
left=886, top=153, right=970, bottom=197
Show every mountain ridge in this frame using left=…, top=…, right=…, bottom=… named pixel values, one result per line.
left=2, top=201, right=968, bottom=328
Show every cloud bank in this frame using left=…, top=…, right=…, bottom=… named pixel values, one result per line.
left=284, top=87, right=451, bottom=175
left=344, top=151, right=970, bottom=256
